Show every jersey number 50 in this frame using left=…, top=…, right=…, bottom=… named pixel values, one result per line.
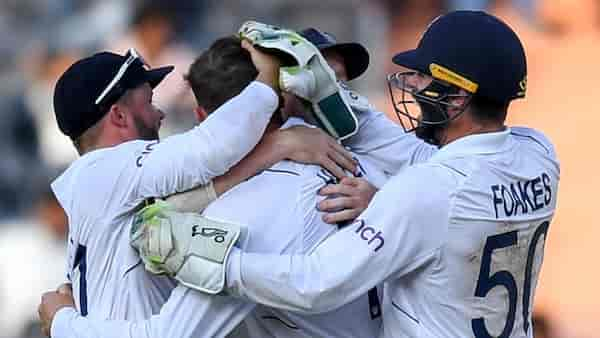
left=472, top=221, right=549, bottom=338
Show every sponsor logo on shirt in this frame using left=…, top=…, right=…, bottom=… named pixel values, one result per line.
left=354, top=219, right=385, bottom=252
left=136, top=141, right=159, bottom=167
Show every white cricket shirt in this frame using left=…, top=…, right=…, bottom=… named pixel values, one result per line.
left=344, top=108, right=437, bottom=176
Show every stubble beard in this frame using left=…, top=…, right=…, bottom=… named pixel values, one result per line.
left=134, top=114, right=160, bottom=141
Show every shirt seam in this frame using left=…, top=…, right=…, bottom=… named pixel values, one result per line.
left=424, top=162, right=467, bottom=274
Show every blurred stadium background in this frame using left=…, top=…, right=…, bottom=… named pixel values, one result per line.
left=0, top=0, right=597, bottom=337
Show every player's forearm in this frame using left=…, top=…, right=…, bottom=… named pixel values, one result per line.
left=50, top=307, right=198, bottom=338
left=225, top=173, right=443, bottom=314
left=138, top=81, right=278, bottom=198
left=225, top=219, right=388, bottom=314
left=213, top=130, right=290, bottom=196
left=50, top=287, right=253, bottom=338
left=226, top=244, right=373, bottom=314
left=51, top=307, right=131, bottom=338
left=193, top=81, right=279, bottom=177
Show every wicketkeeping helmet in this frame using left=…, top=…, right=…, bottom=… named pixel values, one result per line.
left=388, top=10, right=527, bottom=145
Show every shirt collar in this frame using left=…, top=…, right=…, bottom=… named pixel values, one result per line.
left=429, top=128, right=513, bottom=163
left=281, top=117, right=312, bottom=129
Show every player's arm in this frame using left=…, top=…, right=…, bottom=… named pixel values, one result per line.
left=224, top=165, right=452, bottom=314
left=213, top=124, right=356, bottom=195
left=157, top=125, right=356, bottom=213
left=134, top=43, right=280, bottom=200
left=41, top=285, right=254, bottom=338
left=131, top=165, right=453, bottom=314
left=341, top=88, right=437, bottom=175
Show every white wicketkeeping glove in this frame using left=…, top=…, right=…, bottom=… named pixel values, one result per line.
left=282, top=70, right=375, bottom=115
left=130, top=200, right=242, bottom=294
left=239, top=21, right=358, bottom=140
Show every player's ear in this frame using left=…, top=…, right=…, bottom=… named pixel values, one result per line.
left=107, top=103, right=129, bottom=129
left=195, top=106, right=209, bottom=123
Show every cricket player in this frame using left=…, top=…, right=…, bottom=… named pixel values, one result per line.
left=40, top=32, right=359, bottom=337
left=42, top=43, right=281, bottom=335
left=41, top=35, right=386, bottom=338
left=126, top=11, right=560, bottom=338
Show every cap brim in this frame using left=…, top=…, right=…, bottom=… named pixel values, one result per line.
left=323, top=43, right=370, bottom=81
left=392, top=49, right=427, bottom=73
left=146, top=66, right=175, bottom=88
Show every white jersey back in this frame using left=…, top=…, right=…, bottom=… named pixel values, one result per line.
left=381, top=127, right=559, bottom=338
left=347, top=111, right=557, bottom=336
left=233, top=156, right=386, bottom=338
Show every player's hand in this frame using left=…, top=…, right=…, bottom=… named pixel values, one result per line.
left=38, top=285, right=75, bottom=337
left=56, top=283, right=73, bottom=296
left=273, top=125, right=357, bottom=179
left=318, top=176, right=378, bottom=224
left=242, top=39, right=281, bottom=91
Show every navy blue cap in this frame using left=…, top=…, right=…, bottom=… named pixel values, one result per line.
left=392, top=11, right=527, bottom=103
left=300, top=28, right=370, bottom=81
left=53, top=51, right=173, bottom=139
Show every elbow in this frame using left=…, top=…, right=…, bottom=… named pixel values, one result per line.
left=283, top=286, right=347, bottom=314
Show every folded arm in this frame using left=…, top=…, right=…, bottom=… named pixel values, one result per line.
left=48, top=285, right=253, bottom=338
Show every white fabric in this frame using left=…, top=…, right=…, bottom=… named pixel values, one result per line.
left=51, top=118, right=386, bottom=338
left=279, top=66, right=316, bottom=100
left=343, top=107, right=437, bottom=177
left=226, top=127, right=560, bottom=338
left=50, top=82, right=277, bottom=324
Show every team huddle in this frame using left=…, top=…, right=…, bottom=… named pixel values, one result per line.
left=38, top=11, right=559, bottom=338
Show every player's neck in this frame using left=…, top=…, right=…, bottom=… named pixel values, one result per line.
left=80, top=134, right=138, bottom=155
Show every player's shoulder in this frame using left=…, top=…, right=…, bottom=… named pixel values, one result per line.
left=54, top=142, right=132, bottom=187
left=265, top=160, right=333, bottom=191
left=509, top=126, right=557, bottom=158
left=52, top=141, right=152, bottom=209
left=397, top=161, right=466, bottom=185
left=382, top=163, right=459, bottom=210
